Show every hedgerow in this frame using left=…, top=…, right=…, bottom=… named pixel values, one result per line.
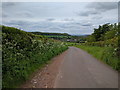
left=2, top=25, right=68, bottom=88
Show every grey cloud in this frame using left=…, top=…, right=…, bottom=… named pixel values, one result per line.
left=2, top=2, right=117, bottom=35
left=16, top=11, right=33, bottom=18
left=46, top=18, right=55, bottom=21
left=87, top=2, right=117, bottom=12
left=78, top=10, right=100, bottom=16
left=3, top=20, right=31, bottom=30
left=81, top=23, right=92, bottom=26
left=92, top=16, right=103, bottom=20
left=3, top=19, right=93, bottom=35
left=2, top=2, right=16, bottom=8
left=2, top=10, right=33, bottom=19
left=79, top=12, right=89, bottom=16
left=73, top=22, right=82, bottom=25
left=22, top=12, right=33, bottom=18
left=79, top=2, right=117, bottom=17
left=63, top=18, right=74, bottom=21
left=2, top=13, right=8, bottom=18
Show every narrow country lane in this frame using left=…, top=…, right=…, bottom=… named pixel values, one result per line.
left=54, top=47, right=118, bottom=88
left=22, top=47, right=118, bottom=88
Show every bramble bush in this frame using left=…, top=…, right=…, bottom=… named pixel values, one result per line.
left=2, top=25, right=68, bottom=88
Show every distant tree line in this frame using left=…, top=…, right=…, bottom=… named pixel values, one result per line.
left=31, top=32, right=70, bottom=36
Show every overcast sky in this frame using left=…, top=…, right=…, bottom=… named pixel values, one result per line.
left=2, top=2, right=118, bottom=35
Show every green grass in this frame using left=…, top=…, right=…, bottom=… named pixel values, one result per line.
left=74, top=45, right=119, bottom=70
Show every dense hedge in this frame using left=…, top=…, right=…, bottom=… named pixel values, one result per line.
left=2, top=26, right=68, bottom=88
left=85, top=37, right=118, bottom=47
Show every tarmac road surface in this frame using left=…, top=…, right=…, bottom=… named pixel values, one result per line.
left=54, top=47, right=118, bottom=88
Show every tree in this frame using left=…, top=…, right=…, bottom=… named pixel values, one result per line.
left=87, top=35, right=96, bottom=42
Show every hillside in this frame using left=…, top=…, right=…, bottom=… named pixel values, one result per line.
left=31, top=32, right=88, bottom=43
left=31, top=32, right=70, bottom=36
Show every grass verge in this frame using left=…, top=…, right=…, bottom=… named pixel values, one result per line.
left=74, top=45, right=119, bottom=70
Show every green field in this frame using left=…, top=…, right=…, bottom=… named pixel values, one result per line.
left=31, top=32, right=88, bottom=43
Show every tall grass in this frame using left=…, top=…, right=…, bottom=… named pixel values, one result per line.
left=75, top=45, right=119, bottom=70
